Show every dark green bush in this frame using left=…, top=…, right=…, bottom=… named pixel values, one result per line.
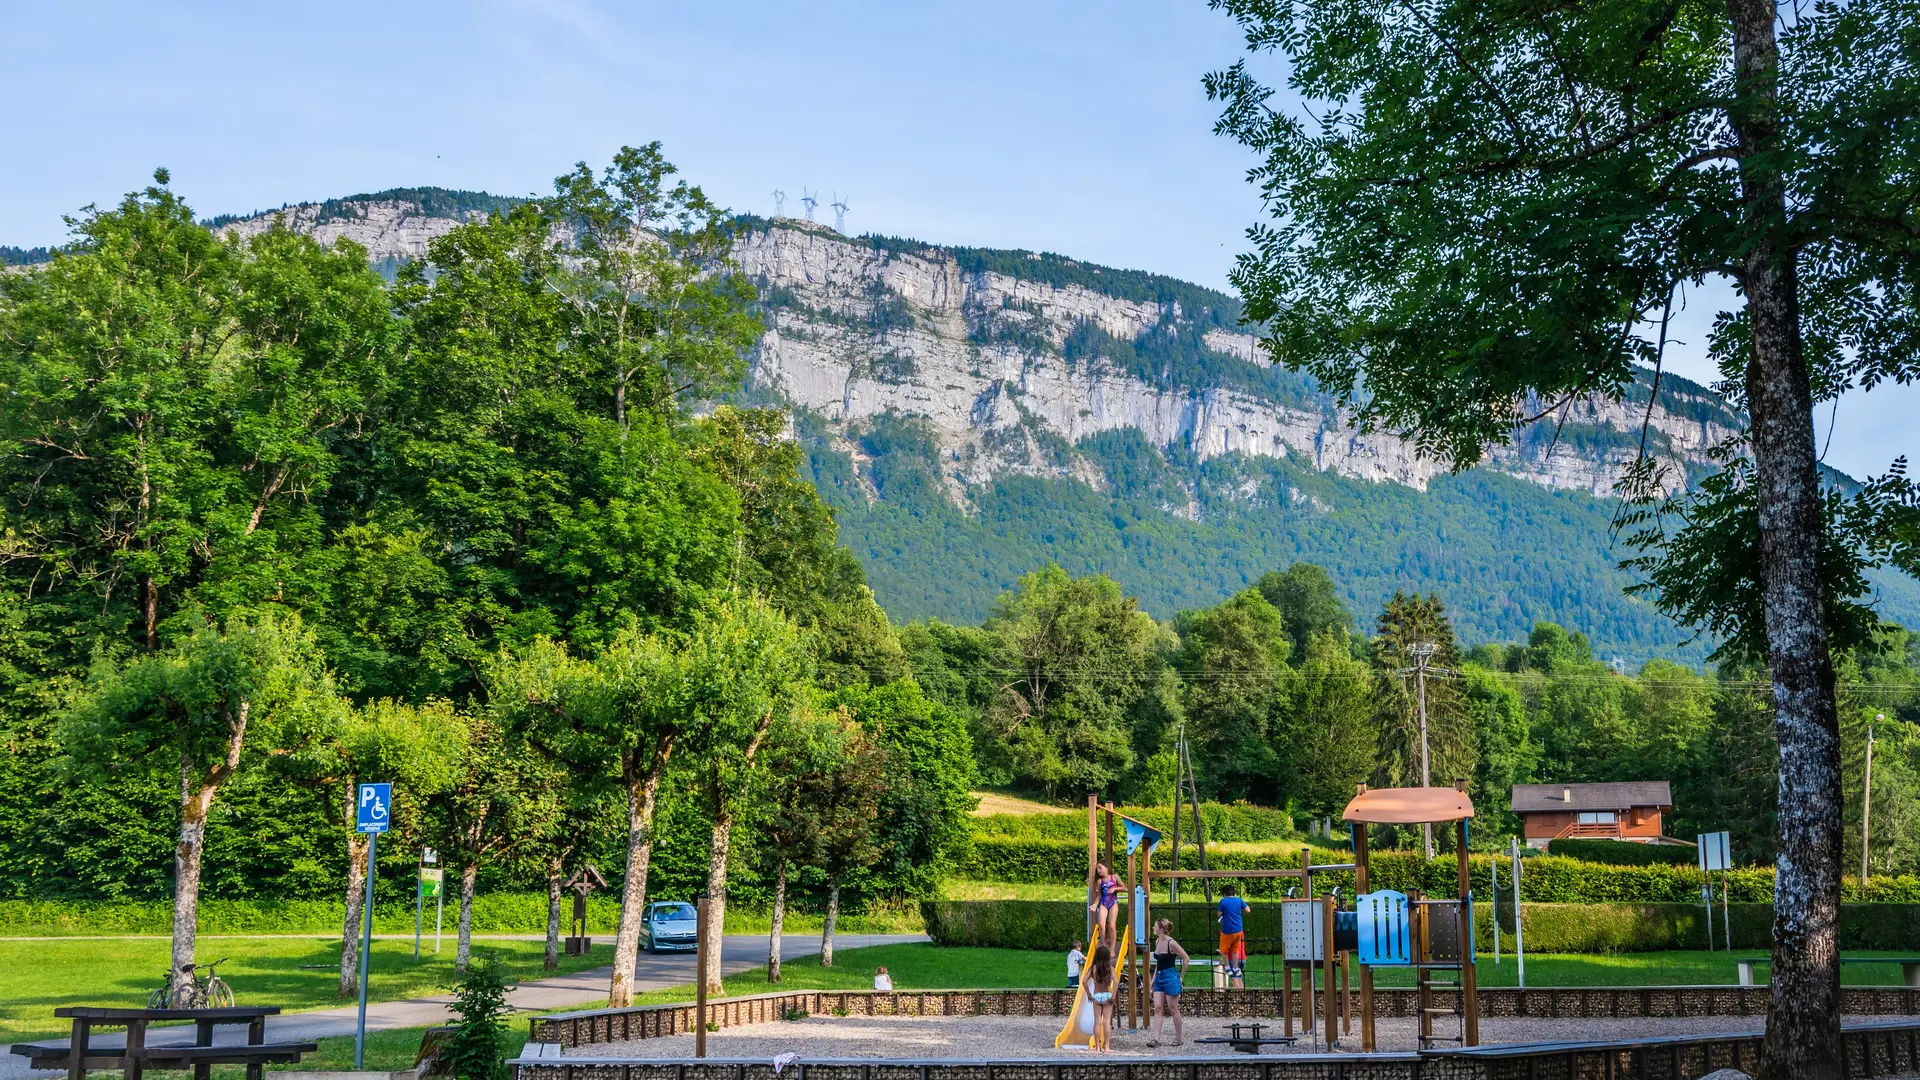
left=443, top=961, right=514, bottom=1080
left=1546, top=840, right=1698, bottom=866
left=969, top=802, right=1299, bottom=845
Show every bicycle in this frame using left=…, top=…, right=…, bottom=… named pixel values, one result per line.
left=147, top=958, right=234, bottom=1009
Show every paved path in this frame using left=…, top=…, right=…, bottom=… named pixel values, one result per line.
left=3, top=933, right=925, bottom=1076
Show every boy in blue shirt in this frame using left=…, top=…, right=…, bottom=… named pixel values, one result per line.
left=1217, top=884, right=1253, bottom=989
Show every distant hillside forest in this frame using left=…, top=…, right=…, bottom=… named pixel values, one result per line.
left=801, top=414, right=1920, bottom=665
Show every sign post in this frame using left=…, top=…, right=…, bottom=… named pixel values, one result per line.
left=1698, top=831, right=1731, bottom=952
left=1509, top=836, right=1525, bottom=988
left=354, top=783, right=392, bottom=1070
left=420, top=851, right=443, bottom=958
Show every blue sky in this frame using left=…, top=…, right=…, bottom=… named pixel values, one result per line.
left=4, top=0, right=1912, bottom=480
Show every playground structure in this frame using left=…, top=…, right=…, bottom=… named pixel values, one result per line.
left=1057, top=784, right=1482, bottom=1053
left=1345, top=781, right=1481, bottom=1051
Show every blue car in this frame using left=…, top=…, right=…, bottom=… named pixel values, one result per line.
left=641, top=901, right=699, bottom=953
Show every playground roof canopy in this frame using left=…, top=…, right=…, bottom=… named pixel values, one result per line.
left=1342, top=785, right=1475, bottom=824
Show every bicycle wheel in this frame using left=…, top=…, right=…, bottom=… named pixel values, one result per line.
left=147, top=985, right=171, bottom=1009
left=206, top=976, right=234, bottom=1008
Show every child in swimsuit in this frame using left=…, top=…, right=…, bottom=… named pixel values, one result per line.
left=1088, top=862, right=1120, bottom=947
left=1086, top=944, right=1117, bottom=1051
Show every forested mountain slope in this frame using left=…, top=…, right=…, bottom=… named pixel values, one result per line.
left=119, top=189, right=1920, bottom=659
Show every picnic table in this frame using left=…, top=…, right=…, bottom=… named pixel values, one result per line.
left=10, top=1006, right=318, bottom=1080
left=1736, top=957, right=1920, bottom=987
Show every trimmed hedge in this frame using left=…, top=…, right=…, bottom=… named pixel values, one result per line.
left=971, top=803, right=1299, bottom=845
left=1546, top=839, right=1698, bottom=866
left=921, top=900, right=1920, bottom=953
left=953, top=838, right=1920, bottom=904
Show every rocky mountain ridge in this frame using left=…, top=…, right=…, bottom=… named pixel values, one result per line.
left=202, top=194, right=1745, bottom=511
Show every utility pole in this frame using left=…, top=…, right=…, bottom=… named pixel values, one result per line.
left=1404, top=642, right=1439, bottom=858
left=1863, top=714, right=1883, bottom=883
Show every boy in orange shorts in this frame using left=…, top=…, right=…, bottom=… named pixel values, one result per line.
left=1217, top=883, right=1252, bottom=989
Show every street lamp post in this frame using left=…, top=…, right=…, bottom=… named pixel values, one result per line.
left=1403, top=642, right=1440, bottom=858
left=1863, top=714, right=1884, bottom=883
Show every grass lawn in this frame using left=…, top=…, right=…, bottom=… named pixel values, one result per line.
left=0, top=936, right=613, bottom=1042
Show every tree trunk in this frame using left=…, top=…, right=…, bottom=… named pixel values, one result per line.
left=1727, top=3, right=1844, bottom=1077
left=338, top=832, right=370, bottom=997
left=545, top=856, right=564, bottom=971
left=701, top=804, right=735, bottom=997
left=455, top=861, right=478, bottom=973
left=768, top=858, right=786, bottom=983
left=820, top=881, right=840, bottom=969
left=609, top=742, right=671, bottom=1007
left=171, top=769, right=215, bottom=1005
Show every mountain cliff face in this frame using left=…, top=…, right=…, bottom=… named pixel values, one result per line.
left=198, top=190, right=1919, bottom=659
left=212, top=200, right=1740, bottom=507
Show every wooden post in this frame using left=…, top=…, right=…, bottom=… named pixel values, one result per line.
left=1126, top=850, right=1139, bottom=1030
left=1354, top=798, right=1374, bottom=1053
left=1087, top=795, right=1098, bottom=945
left=1458, top=815, right=1479, bottom=1046
left=1170, top=744, right=1183, bottom=903
left=695, top=895, right=709, bottom=1058
left=1300, top=846, right=1315, bottom=1037
left=1182, top=737, right=1213, bottom=905
left=1322, top=891, right=1337, bottom=1048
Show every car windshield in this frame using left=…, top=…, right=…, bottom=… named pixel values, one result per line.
left=653, top=903, right=696, bottom=921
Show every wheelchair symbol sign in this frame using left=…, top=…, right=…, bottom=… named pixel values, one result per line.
left=357, top=783, right=393, bottom=834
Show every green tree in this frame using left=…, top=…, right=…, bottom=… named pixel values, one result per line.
left=805, top=716, right=888, bottom=968
left=1173, top=589, right=1292, bottom=801
left=299, top=698, right=466, bottom=996
left=1207, top=0, right=1920, bottom=1062
left=1285, top=629, right=1376, bottom=815
left=489, top=631, right=686, bottom=1006
left=981, top=566, right=1168, bottom=796
left=758, top=710, right=840, bottom=983
left=679, top=594, right=811, bottom=996
left=1257, top=563, right=1353, bottom=659
left=830, top=679, right=977, bottom=900
left=0, top=174, right=391, bottom=652
left=1372, top=593, right=1475, bottom=853
left=61, top=609, right=337, bottom=1001
left=1461, top=666, right=1532, bottom=836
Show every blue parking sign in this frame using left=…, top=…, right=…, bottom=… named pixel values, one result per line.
left=357, top=783, right=393, bottom=834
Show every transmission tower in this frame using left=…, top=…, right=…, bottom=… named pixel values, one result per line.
left=830, top=193, right=850, bottom=233
left=771, top=189, right=787, bottom=217
left=800, top=188, right=819, bottom=222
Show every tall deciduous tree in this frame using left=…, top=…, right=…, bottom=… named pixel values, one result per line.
left=489, top=632, right=688, bottom=1006
left=1256, top=563, right=1353, bottom=660
left=1207, top=0, right=1919, bottom=1066
left=1173, top=589, right=1293, bottom=802
left=297, top=698, right=466, bottom=997
left=62, top=610, right=337, bottom=1001
left=680, top=595, right=811, bottom=997
left=983, top=567, right=1168, bottom=796
left=0, top=174, right=391, bottom=652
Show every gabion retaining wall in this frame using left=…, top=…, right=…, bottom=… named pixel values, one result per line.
left=528, top=986, right=1920, bottom=1049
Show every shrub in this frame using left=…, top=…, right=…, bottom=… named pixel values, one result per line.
left=1545, top=840, right=1698, bottom=866
left=968, top=802, right=1299, bottom=845
left=442, top=961, right=514, bottom=1080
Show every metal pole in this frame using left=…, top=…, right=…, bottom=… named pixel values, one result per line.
left=435, top=882, right=444, bottom=954
left=1413, top=643, right=1435, bottom=860
left=1721, top=868, right=1732, bottom=954
left=1509, top=836, right=1524, bottom=989
left=414, top=852, right=424, bottom=960
left=355, top=830, right=378, bottom=1069
left=1863, top=716, right=1881, bottom=884
left=1491, top=855, right=1500, bottom=966
left=694, top=897, right=710, bottom=1056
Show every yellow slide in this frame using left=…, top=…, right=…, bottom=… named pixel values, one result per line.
left=1054, top=921, right=1131, bottom=1048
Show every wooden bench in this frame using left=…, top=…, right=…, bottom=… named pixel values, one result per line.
left=1736, top=957, right=1920, bottom=987
left=10, top=1006, right=317, bottom=1080
left=1193, top=1021, right=1300, bottom=1053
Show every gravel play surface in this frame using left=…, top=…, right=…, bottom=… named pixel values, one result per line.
left=566, top=1012, right=1835, bottom=1058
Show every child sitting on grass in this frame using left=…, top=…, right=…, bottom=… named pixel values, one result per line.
left=873, top=966, right=893, bottom=992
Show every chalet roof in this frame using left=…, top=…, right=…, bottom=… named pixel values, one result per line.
left=1510, top=782, right=1673, bottom=813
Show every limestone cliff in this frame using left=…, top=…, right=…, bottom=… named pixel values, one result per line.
left=209, top=196, right=1744, bottom=508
